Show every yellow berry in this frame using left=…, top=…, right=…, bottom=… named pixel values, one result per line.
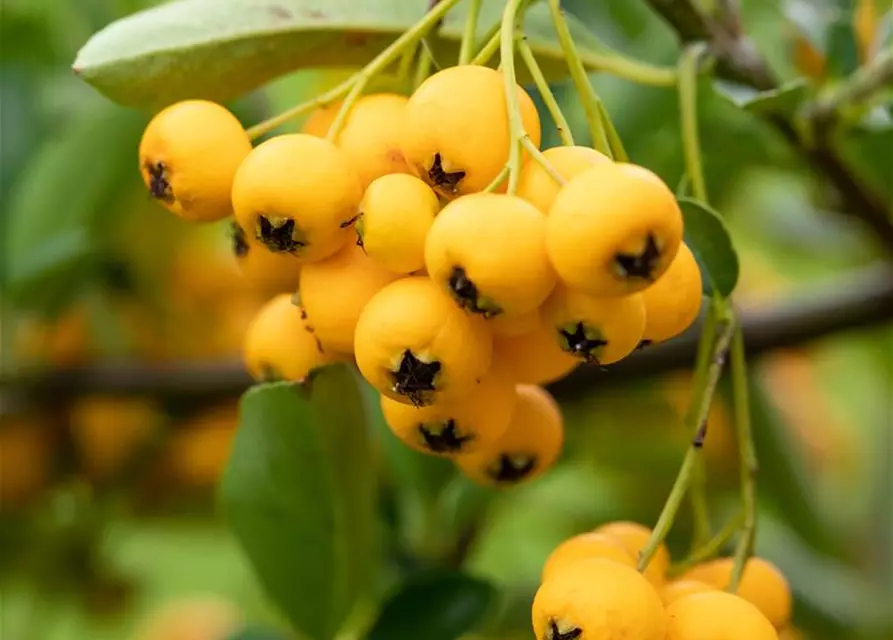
left=231, top=133, right=362, bottom=262
left=380, top=361, right=516, bottom=457
left=242, top=293, right=335, bottom=382
left=640, top=242, right=703, bottom=346
left=492, top=314, right=578, bottom=385
left=133, top=596, right=243, bottom=640
left=516, top=145, right=612, bottom=214
left=547, top=162, right=684, bottom=296
left=310, top=93, right=414, bottom=189
left=660, top=579, right=717, bottom=605
left=666, top=591, right=778, bottom=640
left=230, top=221, right=302, bottom=295
left=488, top=309, right=541, bottom=338
left=595, top=520, right=671, bottom=588
left=532, top=558, right=668, bottom=640
left=541, top=532, right=636, bottom=582
left=298, top=243, right=400, bottom=354
left=681, top=557, right=792, bottom=628
left=357, top=173, right=440, bottom=274
left=777, top=626, right=804, bottom=640
left=139, top=100, right=251, bottom=222
left=354, top=276, right=493, bottom=406
left=401, top=65, right=541, bottom=198
left=456, top=384, right=563, bottom=487
left=425, top=193, right=556, bottom=318
left=541, top=285, right=646, bottom=365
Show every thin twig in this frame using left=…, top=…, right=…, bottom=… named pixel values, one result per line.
left=518, top=38, right=575, bottom=146
left=670, top=510, right=746, bottom=576
left=638, top=316, right=736, bottom=571
left=458, top=0, right=483, bottom=65
left=3, top=265, right=892, bottom=405
left=808, top=48, right=893, bottom=130
left=727, top=326, right=757, bottom=590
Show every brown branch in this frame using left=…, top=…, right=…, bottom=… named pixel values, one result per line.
left=1, top=264, right=891, bottom=405
left=643, top=0, right=893, bottom=252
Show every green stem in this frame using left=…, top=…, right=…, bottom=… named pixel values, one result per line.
left=596, top=100, right=628, bottom=161
left=685, top=298, right=721, bottom=547
left=246, top=0, right=463, bottom=139
left=470, top=23, right=501, bottom=66
left=459, top=0, right=483, bottom=65
left=638, top=314, right=736, bottom=572
left=413, top=46, right=434, bottom=90
left=671, top=510, right=745, bottom=576
left=577, top=50, right=677, bottom=87
left=396, top=42, right=419, bottom=89
left=484, top=166, right=510, bottom=192
left=728, top=326, right=757, bottom=591
left=518, top=38, right=575, bottom=146
left=547, top=0, right=611, bottom=155
left=501, top=0, right=528, bottom=194
left=325, top=76, right=368, bottom=142
left=522, top=136, right=566, bottom=184
left=679, top=43, right=709, bottom=202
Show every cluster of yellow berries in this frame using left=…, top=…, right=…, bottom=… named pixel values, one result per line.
left=533, top=521, right=797, bottom=640
left=137, top=64, right=703, bottom=487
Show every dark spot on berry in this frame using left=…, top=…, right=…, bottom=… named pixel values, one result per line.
left=230, top=222, right=249, bottom=258
left=637, top=339, right=653, bottom=350
left=427, top=153, right=466, bottom=196
left=146, top=162, right=174, bottom=203
left=546, top=620, right=582, bottom=640
left=390, top=350, right=441, bottom=406
left=257, top=215, right=305, bottom=253
left=488, top=453, right=536, bottom=483
left=614, top=232, right=661, bottom=281
left=559, top=323, right=607, bottom=363
left=418, top=419, right=474, bottom=453
left=340, top=213, right=361, bottom=229
left=448, top=266, right=502, bottom=317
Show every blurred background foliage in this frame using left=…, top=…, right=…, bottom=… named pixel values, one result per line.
left=0, top=0, right=891, bottom=639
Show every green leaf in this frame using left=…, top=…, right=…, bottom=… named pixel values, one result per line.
left=219, top=366, right=377, bottom=640
left=73, top=0, right=614, bottom=107
left=2, top=102, right=147, bottom=314
left=712, top=78, right=811, bottom=119
left=366, top=570, right=497, bottom=640
left=677, top=197, right=740, bottom=298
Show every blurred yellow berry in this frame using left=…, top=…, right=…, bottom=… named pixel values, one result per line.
left=456, top=384, right=563, bottom=487
left=139, top=100, right=251, bottom=222
left=660, top=579, right=717, bottom=605
left=541, top=531, right=637, bottom=582
left=532, top=558, right=668, bottom=640
left=666, top=591, right=778, bottom=640
left=595, top=520, right=670, bottom=588
left=516, top=145, right=612, bottom=214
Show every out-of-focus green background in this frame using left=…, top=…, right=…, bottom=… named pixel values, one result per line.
left=1, top=1, right=891, bottom=639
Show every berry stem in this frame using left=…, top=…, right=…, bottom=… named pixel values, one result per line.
left=459, top=0, right=483, bottom=65
left=325, top=76, right=369, bottom=142
left=245, top=0, right=464, bottom=139
left=670, top=509, right=746, bottom=576
left=522, top=136, right=566, bottom=185
left=397, top=42, right=420, bottom=88
left=577, top=49, right=677, bottom=87
left=637, top=312, right=736, bottom=572
left=470, top=24, right=501, bottom=66
left=596, top=100, right=629, bottom=162
left=679, top=43, right=709, bottom=202
left=484, top=166, right=510, bottom=192
left=518, top=38, right=575, bottom=146
left=686, top=300, right=721, bottom=548
left=547, top=0, right=612, bottom=157
left=413, top=45, right=435, bottom=89
left=728, top=326, right=758, bottom=591
left=501, top=0, right=529, bottom=194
